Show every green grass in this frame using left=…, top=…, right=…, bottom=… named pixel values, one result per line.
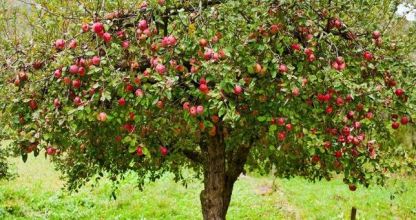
left=0, top=155, right=415, bottom=219
left=278, top=177, right=416, bottom=219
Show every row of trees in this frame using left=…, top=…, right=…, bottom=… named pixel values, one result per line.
left=1, top=0, right=415, bottom=219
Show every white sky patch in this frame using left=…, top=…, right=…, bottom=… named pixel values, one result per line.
left=397, top=4, right=416, bottom=21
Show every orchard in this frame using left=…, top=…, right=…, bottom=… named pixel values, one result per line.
left=1, top=0, right=415, bottom=219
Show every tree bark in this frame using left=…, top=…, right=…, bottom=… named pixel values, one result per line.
left=200, top=136, right=228, bottom=220
left=200, top=133, right=252, bottom=220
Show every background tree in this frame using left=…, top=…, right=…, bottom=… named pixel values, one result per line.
left=1, top=0, right=415, bottom=219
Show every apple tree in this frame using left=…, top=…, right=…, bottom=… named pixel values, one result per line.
left=1, top=0, right=416, bottom=219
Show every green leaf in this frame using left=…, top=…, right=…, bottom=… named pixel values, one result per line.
left=257, top=116, right=268, bottom=122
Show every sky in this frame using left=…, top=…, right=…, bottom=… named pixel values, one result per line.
left=397, top=3, right=416, bottom=21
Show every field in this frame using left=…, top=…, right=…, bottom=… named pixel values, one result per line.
left=0, top=154, right=415, bottom=220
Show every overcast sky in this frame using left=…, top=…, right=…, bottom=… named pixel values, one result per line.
left=397, top=4, right=416, bottom=21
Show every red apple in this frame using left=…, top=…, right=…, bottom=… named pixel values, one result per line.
left=78, top=58, right=86, bottom=67
left=199, top=78, right=207, bottom=85
left=189, top=106, right=197, bottom=116
left=78, top=67, right=86, bottom=77
left=63, top=77, right=71, bottom=85
left=72, top=79, right=81, bottom=89
left=254, top=63, right=262, bottom=73
left=307, top=53, right=316, bottom=62
left=197, top=105, right=204, bottom=115
left=372, top=31, right=381, bottom=39
left=211, top=115, right=219, bottom=123
left=349, top=184, right=357, bottom=191
left=129, top=112, right=135, bottom=121
left=353, top=121, right=361, bottom=129
left=279, top=64, right=288, bottom=73
left=92, top=56, right=101, bottom=66
left=122, top=40, right=130, bottom=49
left=270, top=24, right=281, bottom=34
left=138, top=20, right=148, bottom=31
left=400, top=116, right=409, bottom=125
left=155, top=64, right=166, bottom=74
left=118, top=98, right=126, bottom=106
left=92, top=22, right=104, bottom=33
left=123, top=123, right=135, bottom=133
left=199, top=38, right=208, bottom=47
left=375, top=37, right=383, bottom=46
left=102, top=32, right=112, bottom=43
left=135, top=89, right=144, bottom=97
left=336, top=97, right=344, bottom=106
left=395, top=88, right=405, bottom=97
left=338, top=135, right=345, bottom=143
left=233, top=85, right=243, bottom=95
left=325, top=105, right=333, bottom=114
left=68, top=40, right=77, bottom=49
left=366, top=111, right=374, bottom=119
left=160, top=146, right=168, bottom=156
left=323, top=141, right=331, bottom=150
left=53, top=98, right=60, bottom=108
left=116, top=30, right=125, bottom=39
left=81, top=23, right=89, bottom=32
left=391, top=121, right=400, bottom=129
left=47, top=147, right=57, bottom=155
left=277, top=131, right=286, bottom=141
left=203, top=49, right=213, bottom=60
left=136, top=146, right=144, bottom=156
left=17, top=72, right=27, bottom=82
left=53, top=69, right=62, bottom=79
left=363, top=51, right=373, bottom=61
left=335, top=56, right=344, bottom=64
left=199, top=84, right=209, bottom=94
left=277, top=117, right=285, bottom=126
left=347, top=111, right=355, bottom=120
left=125, top=84, right=134, bottom=93
left=97, top=112, right=107, bottom=122
left=291, top=43, right=301, bottom=51
left=55, top=39, right=65, bottom=50
left=29, top=99, right=37, bottom=110
left=334, top=19, right=342, bottom=28
left=312, top=155, right=320, bottom=163
left=292, top=87, right=300, bottom=96
left=342, top=126, right=350, bottom=136
left=74, top=96, right=82, bottom=106
left=334, top=150, right=343, bottom=158
left=183, top=102, right=190, bottom=110
left=212, top=53, right=220, bottom=61
left=69, top=65, right=79, bottom=74
left=156, top=100, right=164, bottom=109
left=161, top=35, right=177, bottom=47
left=304, top=48, right=314, bottom=56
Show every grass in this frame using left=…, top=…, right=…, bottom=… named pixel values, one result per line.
left=279, top=177, right=416, bottom=219
left=0, top=155, right=415, bottom=219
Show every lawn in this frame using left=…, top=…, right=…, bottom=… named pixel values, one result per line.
left=0, top=154, right=415, bottom=220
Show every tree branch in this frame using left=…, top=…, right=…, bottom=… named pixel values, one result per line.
left=225, top=134, right=257, bottom=181
left=182, top=149, right=203, bottom=163
left=16, top=0, right=75, bottom=20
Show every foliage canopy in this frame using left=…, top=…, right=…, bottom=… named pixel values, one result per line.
left=1, top=0, right=415, bottom=218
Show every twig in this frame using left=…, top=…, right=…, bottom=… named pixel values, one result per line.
left=16, top=0, right=75, bottom=20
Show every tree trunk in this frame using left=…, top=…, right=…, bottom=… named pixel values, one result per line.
left=200, top=134, right=251, bottom=220
left=200, top=137, right=228, bottom=220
